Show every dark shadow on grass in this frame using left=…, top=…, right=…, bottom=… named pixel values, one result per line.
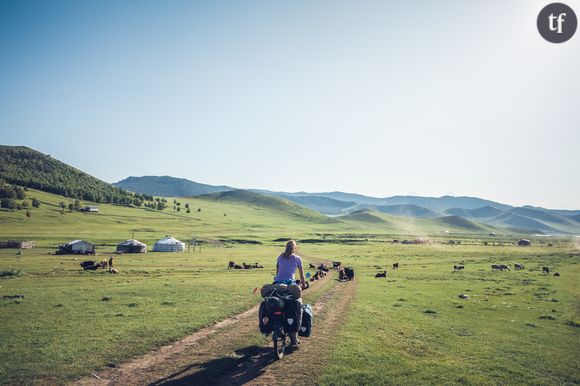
left=149, top=344, right=295, bottom=385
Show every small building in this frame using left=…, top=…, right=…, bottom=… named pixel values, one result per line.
left=58, top=240, right=95, bottom=255
left=518, top=239, right=531, bottom=246
left=152, top=236, right=185, bottom=252
left=81, top=205, right=99, bottom=213
left=0, top=240, right=36, bottom=249
left=116, top=239, right=147, bottom=253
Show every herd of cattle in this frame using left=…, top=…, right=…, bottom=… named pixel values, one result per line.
left=79, top=258, right=118, bottom=274
left=226, top=258, right=560, bottom=279
left=227, top=261, right=264, bottom=269
left=375, top=262, right=560, bottom=278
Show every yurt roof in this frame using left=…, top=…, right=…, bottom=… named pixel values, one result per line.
left=117, top=239, right=146, bottom=246
left=68, top=240, right=93, bottom=246
left=155, top=236, right=184, bottom=244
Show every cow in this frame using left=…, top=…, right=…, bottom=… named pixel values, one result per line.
left=514, top=263, right=525, bottom=270
left=392, top=263, right=399, bottom=269
left=80, top=260, right=98, bottom=270
left=318, top=264, right=329, bottom=272
left=345, top=267, right=355, bottom=281
left=339, top=269, right=348, bottom=281
left=543, top=266, right=550, bottom=274
left=80, top=260, right=95, bottom=268
left=234, top=264, right=243, bottom=270
left=375, top=270, right=387, bottom=278
left=309, top=263, right=316, bottom=269
left=252, top=262, right=264, bottom=268
left=499, top=264, right=510, bottom=271
left=242, top=262, right=252, bottom=269
left=554, top=272, right=560, bottom=276
left=333, top=261, right=342, bottom=269
left=227, top=261, right=235, bottom=269
left=453, top=265, right=465, bottom=271
left=491, top=264, right=502, bottom=271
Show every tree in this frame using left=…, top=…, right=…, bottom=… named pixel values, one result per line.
left=26, top=209, right=31, bottom=218
left=59, top=201, right=66, bottom=209
left=32, top=198, right=40, bottom=208
left=1, top=198, right=16, bottom=209
left=186, top=208, right=191, bottom=213
left=185, top=203, right=189, bottom=209
left=21, top=200, right=29, bottom=209
left=197, top=208, right=201, bottom=212
left=73, top=199, right=81, bottom=210
left=68, top=203, right=74, bottom=212
left=177, top=206, right=181, bottom=212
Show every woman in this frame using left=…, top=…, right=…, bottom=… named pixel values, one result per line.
left=274, top=240, right=306, bottom=289
left=273, top=240, right=306, bottom=348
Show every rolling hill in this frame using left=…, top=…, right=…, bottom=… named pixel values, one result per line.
left=114, top=176, right=231, bottom=197
left=196, top=190, right=333, bottom=223
left=0, top=145, right=141, bottom=204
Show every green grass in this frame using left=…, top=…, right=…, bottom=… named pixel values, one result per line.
left=1, top=188, right=578, bottom=384
left=318, top=244, right=580, bottom=385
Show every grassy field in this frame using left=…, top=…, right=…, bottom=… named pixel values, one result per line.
left=318, top=244, right=580, bottom=385
left=1, top=189, right=579, bottom=384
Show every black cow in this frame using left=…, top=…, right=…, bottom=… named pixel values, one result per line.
left=499, top=264, right=510, bottom=271
left=514, top=263, right=524, bottom=270
left=375, top=270, right=387, bottom=278
left=333, top=261, right=342, bottom=269
left=345, top=267, right=355, bottom=281
left=453, top=265, right=465, bottom=271
left=392, top=263, right=399, bottom=269
left=543, top=266, right=550, bottom=274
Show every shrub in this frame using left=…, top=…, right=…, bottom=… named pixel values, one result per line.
left=565, top=320, right=580, bottom=328
left=101, top=296, right=112, bottom=301
left=0, top=269, right=25, bottom=278
left=539, top=315, right=556, bottom=320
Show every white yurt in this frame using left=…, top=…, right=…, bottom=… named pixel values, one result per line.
left=152, top=236, right=185, bottom=252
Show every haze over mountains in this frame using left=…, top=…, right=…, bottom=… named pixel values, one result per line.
left=114, top=176, right=580, bottom=235
left=0, top=146, right=578, bottom=236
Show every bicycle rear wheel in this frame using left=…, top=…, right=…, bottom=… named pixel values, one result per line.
left=273, top=331, right=286, bottom=360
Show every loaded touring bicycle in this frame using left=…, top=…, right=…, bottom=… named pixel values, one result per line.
left=258, top=282, right=313, bottom=359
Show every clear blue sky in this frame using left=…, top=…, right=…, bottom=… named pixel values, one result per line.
left=1, top=0, right=579, bottom=209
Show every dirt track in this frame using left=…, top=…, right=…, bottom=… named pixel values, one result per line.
left=73, top=274, right=356, bottom=386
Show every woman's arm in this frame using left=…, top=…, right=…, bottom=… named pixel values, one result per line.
left=298, top=266, right=306, bottom=289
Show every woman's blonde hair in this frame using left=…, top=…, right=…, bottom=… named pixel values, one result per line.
left=281, top=240, right=297, bottom=258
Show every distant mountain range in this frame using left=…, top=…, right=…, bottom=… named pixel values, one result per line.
left=1, top=147, right=578, bottom=236
left=114, top=175, right=580, bottom=235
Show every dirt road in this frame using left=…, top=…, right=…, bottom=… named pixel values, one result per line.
left=74, top=274, right=356, bottom=385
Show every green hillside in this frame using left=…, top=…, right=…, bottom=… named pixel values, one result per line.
left=340, top=209, right=390, bottom=224
left=0, top=145, right=144, bottom=204
left=197, top=190, right=333, bottom=223
left=113, top=175, right=232, bottom=197
left=430, top=215, right=494, bottom=232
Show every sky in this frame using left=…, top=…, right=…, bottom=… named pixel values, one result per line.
left=0, top=0, right=579, bottom=209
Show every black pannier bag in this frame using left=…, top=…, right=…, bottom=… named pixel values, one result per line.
left=299, top=303, right=313, bottom=337
left=283, top=298, right=302, bottom=332
left=258, top=300, right=273, bottom=335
